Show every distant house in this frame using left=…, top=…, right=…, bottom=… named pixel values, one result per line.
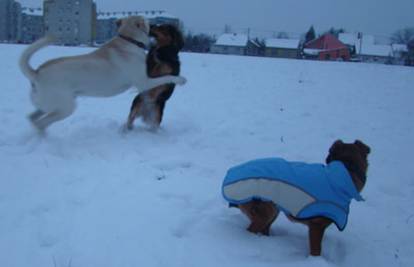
left=339, top=32, right=403, bottom=64
left=265, top=38, right=300, bottom=59
left=359, top=44, right=392, bottom=64
left=391, top=44, right=408, bottom=65
left=339, top=33, right=375, bottom=55
left=246, top=39, right=262, bottom=56
left=211, top=33, right=261, bottom=56
left=303, top=34, right=350, bottom=61
left=405, top=39, right=414, bottom=66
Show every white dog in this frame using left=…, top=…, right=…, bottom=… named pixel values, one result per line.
left=19, top=16, right=186, bottom=131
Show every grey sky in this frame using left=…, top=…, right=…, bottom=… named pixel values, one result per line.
left=20, top=0, right=414, bottom=37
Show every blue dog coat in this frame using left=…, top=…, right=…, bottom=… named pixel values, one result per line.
left=222, top=158, right=364, bottom=231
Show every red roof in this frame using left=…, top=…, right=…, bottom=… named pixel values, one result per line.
left=305, top=34, right=348, bottom=50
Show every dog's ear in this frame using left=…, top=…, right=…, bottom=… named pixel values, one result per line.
left=326, top=139, right=343, bottom=164
left=149, top=24, right=157, bottom=36
left=116, top=19, right=123, bottom=29
left=329, top=139, right=344, bottom=153
left=137, top=19, right=149, bottom=34
left=172, top=26, right=184, bottom=50
left=354, top=140, right=371, bottom=155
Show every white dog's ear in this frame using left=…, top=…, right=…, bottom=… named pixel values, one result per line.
left=137, top=19, right=149, bottom=34
left=116, top=19, right=123, bottom=29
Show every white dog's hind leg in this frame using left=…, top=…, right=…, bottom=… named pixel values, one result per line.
left=28, top=110, right=46, bottom=122
left=32, top=101, right=76, bottom=131
left=33, top=111, right=69, bottom=131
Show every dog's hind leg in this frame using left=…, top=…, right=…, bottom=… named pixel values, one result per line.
left=240, top=200, right=279, bottom=236
left=153, top=86, right=174, bottom=126
left=32, top=111, right=64, bottom=131
left=126, top=94, right=144, bottom=130
left=32, top=101, right=76, bottom=131
left=261, top=207, right=279, bottom=236
left=28, top=109, right=45, bottom=122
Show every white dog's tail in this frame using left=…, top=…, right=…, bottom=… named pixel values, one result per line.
left=19, top=35, right=56, bottom=82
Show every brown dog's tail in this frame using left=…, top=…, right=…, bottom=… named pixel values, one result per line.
left=19, top=35, right=56, bottom=82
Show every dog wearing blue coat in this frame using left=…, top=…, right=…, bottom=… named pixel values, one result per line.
left=222, top=140, right=371, bottom=256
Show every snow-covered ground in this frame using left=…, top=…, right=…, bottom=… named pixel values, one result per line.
left=0, top=43, right=413, bottom=267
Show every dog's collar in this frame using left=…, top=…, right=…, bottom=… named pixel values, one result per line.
left=119, top=35, right=147, bottom=49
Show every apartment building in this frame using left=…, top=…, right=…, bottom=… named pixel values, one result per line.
left=0, top=0, right=22, bottom=42
left=43, top=0, right=96, bottom=46
left=21, top=7, right=44, bottom=43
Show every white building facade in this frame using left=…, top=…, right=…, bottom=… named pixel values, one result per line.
left=43, top=0, right=96, bottom=46
left=0, top=0, right=22, bottom=42
left=20, top=7, right=44, bottom=43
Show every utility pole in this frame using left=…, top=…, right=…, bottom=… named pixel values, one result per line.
left=358, top=32, right=363, bottom=60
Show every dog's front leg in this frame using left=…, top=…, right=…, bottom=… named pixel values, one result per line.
left=140, top=75, right=186, bottom=92
left=307, top=219, right=331, bottom=256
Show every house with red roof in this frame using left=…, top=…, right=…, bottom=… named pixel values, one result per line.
left=303, top=34, right=351, bottom=61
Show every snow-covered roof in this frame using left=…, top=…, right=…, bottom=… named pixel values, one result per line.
left=303, top=48, right=321, bottom=55
left=360, top=44, right=392, bottom=57
left=265, top=38, right=300, bottom=49
left=22, top=7, right=43, bottom=16
left=249, top=39, right=261, bottom=47
left=97, top=10, right=177, bottom=20
left=392, top=44, right=408, bottom=53
left=215, top=33, right=248, bottom=47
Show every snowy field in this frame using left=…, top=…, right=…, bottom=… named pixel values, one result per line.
left=0, top=43, right=413, bottom=267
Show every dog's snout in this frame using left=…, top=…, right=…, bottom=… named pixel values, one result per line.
left=149, top=37, right=157, bottom=46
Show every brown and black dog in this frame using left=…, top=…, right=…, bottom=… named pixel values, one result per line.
left=126, top=24, right=184, bottom=129
left=231, top=140, right=371, bottom=256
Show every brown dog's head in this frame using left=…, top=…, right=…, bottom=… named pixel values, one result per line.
left=326, top=140, right=371, bottom=192
left=149, top=24, right=184, bottom=50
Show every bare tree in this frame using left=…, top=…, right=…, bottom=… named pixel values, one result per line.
left=277, top=32, right=289, bottom=39
left=392, top=28, right=414, bottom=44
left=324, top=27, right=346, bottom=38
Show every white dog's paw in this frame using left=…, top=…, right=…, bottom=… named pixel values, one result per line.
left=174, top=76, right=187, bottom=85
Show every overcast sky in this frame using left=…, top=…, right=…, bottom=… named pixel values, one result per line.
left=19, top=0, right=414, bottom=38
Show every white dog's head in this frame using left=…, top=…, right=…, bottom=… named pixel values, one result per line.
left=116, top=16, right=150, bottom=46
